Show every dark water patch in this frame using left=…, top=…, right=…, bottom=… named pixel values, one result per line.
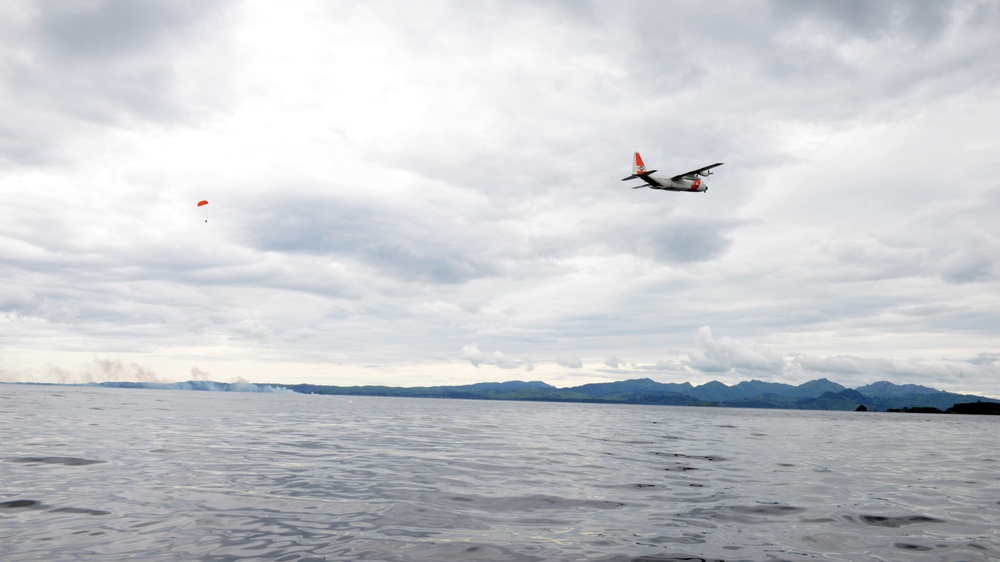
left=630, top=534, right=709, bottom=546
left=0, top=499, right=42, bottom=509
left=627, top=555, right=725, bottom=561
left=440, top=493, right=625, bottom=513
left=858, top=514, right=943, bottom=527
left=664, top=465, right=698, bottom=472
left=284, top=439, right=327, bottom=449
left=5, top=456, right=106, bottom=466
left=894, top=542, right=934, bottom=551
left=320, top=539, right=545, bottom=562
left=653, top=452, right=727, bottom=462
left=49, top=507, right=111, bottom=516
left=682, top=504, right=805, bottom=525
left=381, top=501, right=491, bottom=531
left=730, top=504, right=805, bottom=516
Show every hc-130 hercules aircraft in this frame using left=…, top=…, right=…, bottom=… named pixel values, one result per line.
left=621, top=152, right=723, bottom=192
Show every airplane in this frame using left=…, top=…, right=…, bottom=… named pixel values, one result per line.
left=621, top=152, right=723, bottom=192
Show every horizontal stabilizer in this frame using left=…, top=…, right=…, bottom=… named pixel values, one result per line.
left=621, top=170, right=656, bottom=181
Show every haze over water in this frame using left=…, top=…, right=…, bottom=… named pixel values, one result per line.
left=2, top=384, right=998, bottom=561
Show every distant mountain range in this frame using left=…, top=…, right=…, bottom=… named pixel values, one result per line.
left=14, top=377, right=995, bottom=413
left=274, top=377, right=1000, bottom=413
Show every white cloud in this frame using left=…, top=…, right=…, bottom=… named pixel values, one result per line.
left=684, top=326, right=786, bottom=375
left=460, top=343, right=523, bottom=370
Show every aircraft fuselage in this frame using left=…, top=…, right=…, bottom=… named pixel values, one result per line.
left=643, top=175, right=707, bottom=192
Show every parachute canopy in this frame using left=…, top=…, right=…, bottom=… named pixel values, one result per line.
left=197, top=200, right=209, bottom=207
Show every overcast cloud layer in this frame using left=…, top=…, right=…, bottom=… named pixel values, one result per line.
left=2, top=1, right=998, bottom=396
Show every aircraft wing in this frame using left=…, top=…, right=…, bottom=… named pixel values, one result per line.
left=671, top=163, right=723, bottom=181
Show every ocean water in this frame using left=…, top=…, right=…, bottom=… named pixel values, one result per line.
left=1, top=384, right=998, bottom=561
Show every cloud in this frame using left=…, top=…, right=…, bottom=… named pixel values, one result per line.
left=239, top=193, right=502, bottom=285
left=785, top=352, right=999, bottom=392
left=684, top=326, right=786, bottom=374
left=966, top=353, right=999, bottom=367
left=643, top=216, right=744, bottom=264
left=460, top=343, right=529, bottom=370
left=230, top=319, right=272, bottom=343
left=556, top=357, right=583, bottom=369
left=0, top=0, right=233, bottom=165
left=792, top=355, right=864, bottom=375
left=2, top=1, right=999, bottom=397
left=770, top=0, right=952, bottom=43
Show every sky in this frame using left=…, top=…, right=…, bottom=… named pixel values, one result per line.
left=2, top=1, right=999, bottom=396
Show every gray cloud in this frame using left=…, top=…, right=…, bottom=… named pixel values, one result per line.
left=0, top=0, right=232, bottom=165
left=967, top=353, right=999, bottom=367
left=771, top=0, right=952, bottom=42
left=240, top=194, right=502, bottom=285
left=35, top=1, right=199, bottom=58
left=555, top=357, right=583, bottom=369
left=792, top=354, right=865, bottom=375
left=642, top=216, right=744, bottom=264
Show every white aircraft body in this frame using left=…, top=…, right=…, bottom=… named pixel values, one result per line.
left=621, top=152, right=723, bottom=192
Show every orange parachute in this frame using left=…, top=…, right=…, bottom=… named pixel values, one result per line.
left=196, top=199, right=241, bottom=223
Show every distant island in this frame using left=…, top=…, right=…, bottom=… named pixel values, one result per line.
left=44, top=377, right=1000, bottom=414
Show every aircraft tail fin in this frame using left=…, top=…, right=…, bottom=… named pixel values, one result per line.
left=621, top=151, right=656, bottom=181
left=633, top=152, right=646, bottom=175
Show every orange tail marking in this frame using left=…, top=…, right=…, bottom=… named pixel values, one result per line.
left=634, top=152, right=646, bottom=173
